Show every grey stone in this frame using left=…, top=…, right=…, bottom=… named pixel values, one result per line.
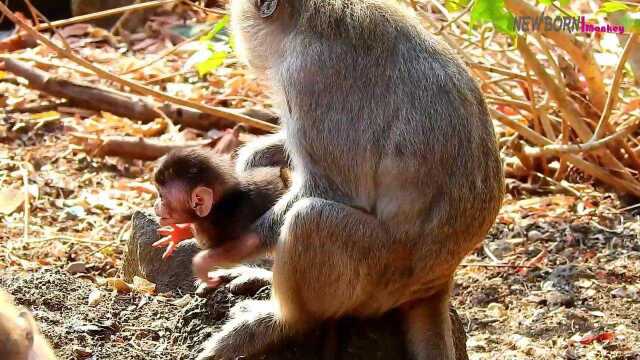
left=122, top=211, right=200, bottom=294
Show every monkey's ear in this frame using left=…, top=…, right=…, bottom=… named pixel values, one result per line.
left=258, top=0, right=278, bottom=18
left=17, top=310, right=35, bottom=347
left=191, top=186, right=215, bottom=217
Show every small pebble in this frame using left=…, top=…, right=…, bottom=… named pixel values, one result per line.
left=66, top=261, right=87, bottom=275
left=527, top=230, right=544, bottom=242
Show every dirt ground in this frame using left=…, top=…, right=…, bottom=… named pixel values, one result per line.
left=0, top=124, right=639, bottom=359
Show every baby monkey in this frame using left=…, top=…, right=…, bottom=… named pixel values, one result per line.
left=153, top=147, right=289, bottom=258
left=0, top=291, right=57, bottom=360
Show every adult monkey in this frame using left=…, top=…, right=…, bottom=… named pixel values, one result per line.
left=194, top=0, right=504, bottom=359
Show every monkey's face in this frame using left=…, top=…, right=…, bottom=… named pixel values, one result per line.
left=230, top=0, right=292, bottom=73
left=155, top=183, right=216, bottom=226
left=154, top=183, right=196, bottom=226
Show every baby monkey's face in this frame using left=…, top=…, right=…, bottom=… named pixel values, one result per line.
left=154, top=182, right=195, bottom=226
left=154, top=181, right=217, bottom=226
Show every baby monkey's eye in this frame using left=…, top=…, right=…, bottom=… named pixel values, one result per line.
left=258, top=0, right=278, bottom=18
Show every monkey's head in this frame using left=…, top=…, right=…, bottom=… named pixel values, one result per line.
left=0, top=292, right=36, bottom=360
left=154, top=149, right=237, bottom=226
left=230, top=0, right=295, bottom=73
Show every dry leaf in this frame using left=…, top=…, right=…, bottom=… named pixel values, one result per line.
left=0, top=188, right=24, bottom=214
left=132, top=276, right=156, bottom=295
left=106, top=278, right=131, bottom=293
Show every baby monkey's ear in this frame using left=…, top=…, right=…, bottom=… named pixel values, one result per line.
left=17, top=309, right=35, bottom=347
left=191, top=186, right=215, bottom=217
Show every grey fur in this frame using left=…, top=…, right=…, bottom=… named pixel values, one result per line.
left=198, top=1, right=504, bottom=359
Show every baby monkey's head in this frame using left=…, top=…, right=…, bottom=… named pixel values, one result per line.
left=154, top=148, right=237, bottom=226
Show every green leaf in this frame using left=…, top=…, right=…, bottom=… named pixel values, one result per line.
left=196, top=51, right=228, bottom=76
left=470, top=0, right=515, bottom=35
left=619, top=12, right=640, bottom=33
left=445, top=0, right=471, bottom=12
left=598, top=1, right=630, bottom=14
left=200, top=15, right=229, bottom=42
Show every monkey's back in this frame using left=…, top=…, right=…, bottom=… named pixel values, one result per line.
left=277, top=1, right=504, bottom=265
left=208, top=167, right=288, bottom=245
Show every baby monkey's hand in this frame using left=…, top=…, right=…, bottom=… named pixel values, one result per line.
left=154, top=224, right=194, bottom=259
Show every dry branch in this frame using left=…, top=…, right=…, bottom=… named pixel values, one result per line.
left=34, top=0, right=177, bottom=32
left=505, top=0, right=606, bottom=112
left=70, top=133, right=213, bottom=161
left=0, top=3, right=279, bottom=133
left=492, top=110, right=640, bottom=197
left=3, top=58, right=275, bottom=133
left=527, top=120, right=640, bottom=157
left=592, top=33, right=639, bottom=141
left=516, top=36, right=639, bottom=186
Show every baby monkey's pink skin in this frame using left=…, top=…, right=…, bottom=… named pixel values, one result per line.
left=153, top=224, right=194, bottom=259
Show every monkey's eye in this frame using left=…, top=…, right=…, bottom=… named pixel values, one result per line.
left=257, top=0, right=278, bottom=18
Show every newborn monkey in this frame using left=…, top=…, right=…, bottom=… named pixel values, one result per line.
left=153, top=148, right=289, bottom=258
left=0, top=291, right=57, bottom=360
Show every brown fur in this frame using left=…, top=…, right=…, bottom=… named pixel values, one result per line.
left=154, top=148, right=288, bottom=249
left=0, top=291, right=56, bottom=360
left=197, top=1, right=504, bottom=359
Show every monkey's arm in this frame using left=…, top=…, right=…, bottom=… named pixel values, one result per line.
left=235, top=131, right=287, bottom=173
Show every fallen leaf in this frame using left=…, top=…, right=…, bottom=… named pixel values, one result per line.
left=0, top=188, right=24, bottom=214
left=132, top=276, right=156, bottom=295
left=106, top=278, right=131, bottom=293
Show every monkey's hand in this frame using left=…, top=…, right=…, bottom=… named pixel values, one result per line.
left=153, top=224, right=194, bottom=259
left=192, top=234, right=261, bottom=287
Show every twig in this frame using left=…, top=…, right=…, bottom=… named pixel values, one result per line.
left=460, top=262, right=537, bottom=268
left=111, top=0, right=141, bottom=35
left=492, top=109, right=640, bottom=197
left=119, top=25, right=211, bottom=76
left=34, top=0, right=178, bottom=31
left=505, top=0, right=606, bottom=112
left=0, top=2, right=278, bottom=133
left=592, top=33, right=639, bottom=141
left=21, top=166, right=29, bottom=243
left=3, top=58, right=270, bottom=132
left=485, top=95, right=533, bottom=112
left=527, top=120, right=640, bottom=157
left=7, top=101, right=70, bottom=114
left=532, top=172, right=581, bottom=198
left=182, top=0, right=226, bottom=15
left=435, top=0, right=474, bottom=35
left=517, top=35, right=638, bottom=185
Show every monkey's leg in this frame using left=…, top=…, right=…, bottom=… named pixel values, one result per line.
left=402, top=287, right=456, bottom=360
left=235, top=131, right=287, bottom=173
left=198, top=198, right=454, bottom=360
left=274, top=198, right=456, bottom=360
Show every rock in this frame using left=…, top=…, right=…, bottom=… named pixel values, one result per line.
left=66, top=261, right=87, bottom=274
left=124, top=211, right=470, bottom=360
left=545, top=291, right=575, bottom=308
left=486, top=303, right=507, bottom=318
left=121, top=211, right=200, bottom=294
left=486, top=240, right=513, bottom=259
left=527, top=230, right=544, bottom=242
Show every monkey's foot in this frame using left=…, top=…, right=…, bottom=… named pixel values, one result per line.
left=197, top=300, right=284, bottom=360
left=196, top=266, right=272, bottom=297
left=153, top=224, right=194, bottom=259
